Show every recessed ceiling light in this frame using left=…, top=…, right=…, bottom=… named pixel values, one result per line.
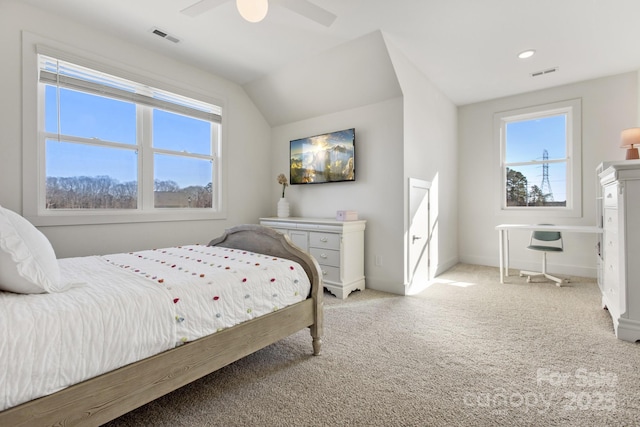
left=518, top=49, right=536, bottom=59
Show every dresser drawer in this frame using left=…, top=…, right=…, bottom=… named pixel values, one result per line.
left=604, top=231, right=619, bottom=259
left=603, top=208, right=618, bottom=232
left=309, top=232, right=340, bottom=250
left=310, top=247, right=340, bottom=268
left=602, top=229, right=619, bottom=252
left=603, top=230, right=619, bottom=296
left=260, top=217, right=366, bottom=299
left=603, top=260, right=619, bottom=300
left=604, top=250, right=619, bottom=280
left=318, top=265, right=340, bottom=284
left=603, top=184, right=618, bottom=207
left=602, top=246, right=620, bottom=293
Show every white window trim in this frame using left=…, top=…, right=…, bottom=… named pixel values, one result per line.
left=494, top=98, right=582, bottom=218
left=22, top=32, right=228, bottom=226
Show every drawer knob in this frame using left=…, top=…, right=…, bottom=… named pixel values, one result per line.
left=322, top=270, right=327, bottom=275
left=320, top=237, right=328, bottom=242
left=320, top=253, right=327, bottom=258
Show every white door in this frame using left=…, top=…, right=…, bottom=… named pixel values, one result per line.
left=408, top=178, right=430, bottom=286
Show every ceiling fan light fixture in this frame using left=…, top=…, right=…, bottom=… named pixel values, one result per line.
left=237, top=0, right=269, bottom=23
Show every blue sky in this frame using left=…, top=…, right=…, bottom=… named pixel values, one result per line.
left=45, top=86, right=566, bottom=198
left=290, top=128, right=355, bottom=157
left=45, top=86, right=212, bottom=188
left=506, top=115, right=567, bottom=201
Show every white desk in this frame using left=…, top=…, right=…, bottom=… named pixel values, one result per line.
left=496, top=224, right=602, bottom=283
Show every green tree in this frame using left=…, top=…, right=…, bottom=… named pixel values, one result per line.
left=528, top=185, right=552, bottom=206
left=506, top=168, right=528, bottom=206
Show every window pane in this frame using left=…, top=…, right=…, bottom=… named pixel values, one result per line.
left=45, top=85, right=58, bottom=133
left=153, top=109, right=211, bottom=155
left=506, top=163, right=566, bottom=207
left=505, top=115, right=566, bottom=163
left=154, top=154, right=213, bottom=208
left=57, top=87, right=136, bottom=144
left=46, top=140, right=138, bottom=209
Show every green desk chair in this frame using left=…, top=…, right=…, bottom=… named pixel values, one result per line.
left=519, top=228, right=566, bottom=286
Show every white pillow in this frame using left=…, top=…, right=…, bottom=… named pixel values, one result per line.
left=0, top=205, right=68, bottom=294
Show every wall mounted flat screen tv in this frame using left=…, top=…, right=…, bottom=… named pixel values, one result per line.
left=290, top=128, right=355, bottom=185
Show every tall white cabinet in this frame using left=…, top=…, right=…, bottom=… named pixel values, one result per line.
left=260, top=217, right=366, bottom=299
left=598, top=161, right=640, bottom=341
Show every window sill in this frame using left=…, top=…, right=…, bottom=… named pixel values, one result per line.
left=26, top=209, right=226, bottom=227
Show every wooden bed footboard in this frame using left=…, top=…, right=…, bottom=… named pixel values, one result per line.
left=0, top=224, right=323, bottom=427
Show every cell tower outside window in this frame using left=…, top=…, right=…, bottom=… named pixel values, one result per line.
left=540, top=149, right=554, bottom=202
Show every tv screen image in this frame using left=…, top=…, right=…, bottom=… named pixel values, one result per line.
left=290, top=128, right=355, bottom=185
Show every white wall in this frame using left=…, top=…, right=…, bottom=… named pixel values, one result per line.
left=0, top=1, right=272, bottom=258
left=10, top=1, right=625, bottom=291
left=271, top=98, right=406, bottom=294
left=384, top=36, right=459, bottom=287
left=458, top=72, right=638, bottom=277
left=0, top=2, right=453, bottom=296
left=245, top=31, right=402, bottom=127
left=250, top=31, right=410, bottom=295
left=264, top=32, right=458, bottom=295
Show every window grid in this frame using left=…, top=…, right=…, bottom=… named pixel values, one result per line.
left=495, top=99, right=581, bottom=216
left=38, top=55, right=222, bottom=215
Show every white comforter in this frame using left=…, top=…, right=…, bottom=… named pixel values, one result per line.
left=0, top=245, right=310, bottom=411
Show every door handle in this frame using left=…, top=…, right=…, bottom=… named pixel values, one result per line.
left=412, top=235, right=422, bottom=243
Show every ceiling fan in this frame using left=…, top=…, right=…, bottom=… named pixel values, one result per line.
left=180, top=0, right=337, bottom=27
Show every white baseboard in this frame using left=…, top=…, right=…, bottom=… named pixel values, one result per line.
left=365, top=278, right=405, bottom=296
left=432, top=255, right=459, bottom=277
left=458, top=255, right=597, bottom=279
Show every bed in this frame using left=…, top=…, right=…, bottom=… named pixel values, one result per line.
left=0, top=210, right=323, bottom=427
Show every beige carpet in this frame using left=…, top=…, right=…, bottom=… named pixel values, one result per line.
left=105, top=264, right=640, bottom=426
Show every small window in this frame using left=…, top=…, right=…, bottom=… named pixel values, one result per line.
left=35, top=53, right=223, bottom=221
left=495, top=99, right=582, bottom=216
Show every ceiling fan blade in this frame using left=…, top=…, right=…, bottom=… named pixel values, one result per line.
left=180, top=0, right=229, bottom=17
left=278, top=0, right=337, bottom=27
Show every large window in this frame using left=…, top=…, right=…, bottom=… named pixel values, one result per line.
left=29, top=51, right=223, bottom=224
left=495, top=99, right=582, bottom=216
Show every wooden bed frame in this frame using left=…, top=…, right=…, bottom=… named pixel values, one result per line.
left=0, top=224, right=323, bottom=426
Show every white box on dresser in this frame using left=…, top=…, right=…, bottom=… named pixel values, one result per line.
left=598, top=160, right=640, bottom=342
left=260, top=217, right=366, bottom=299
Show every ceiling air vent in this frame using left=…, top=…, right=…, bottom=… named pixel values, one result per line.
left=531, top=67, right=559, bottom=78
left=150, top=27, right=180, bottom=44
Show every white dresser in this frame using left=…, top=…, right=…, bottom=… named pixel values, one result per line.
left=259, top=217, right=366, bottom=299
left=598, top=161, right=640, bottom=341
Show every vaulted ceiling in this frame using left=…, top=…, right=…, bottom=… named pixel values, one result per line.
left=19, top=0, right=640, bottom=106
